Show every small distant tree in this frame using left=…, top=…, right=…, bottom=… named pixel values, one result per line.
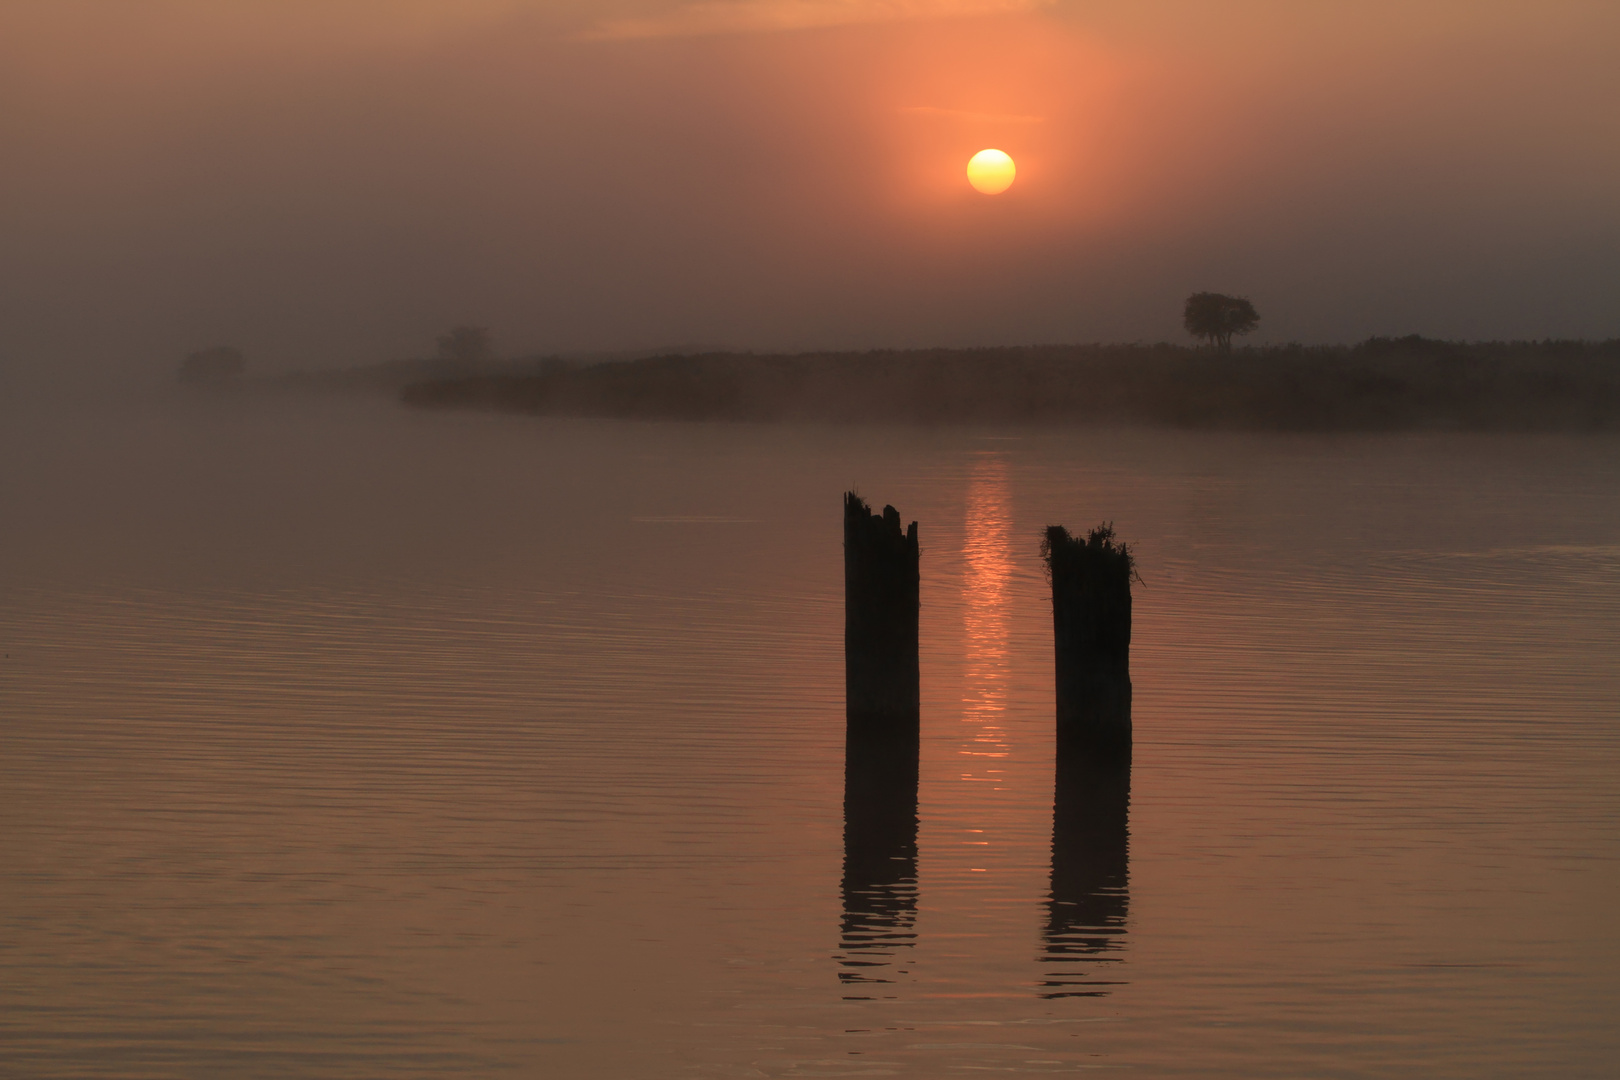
left=1183, top=293, right=1259, bottom=352
left=436, top=325, right=494, bottom=372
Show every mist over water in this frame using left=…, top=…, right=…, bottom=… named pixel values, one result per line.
left=3, top=388, right=1617, bottom=1076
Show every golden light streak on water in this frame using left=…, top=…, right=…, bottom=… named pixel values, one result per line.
left=959, top=455, right=1015, bottom=790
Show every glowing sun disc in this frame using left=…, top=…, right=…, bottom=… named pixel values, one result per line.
left=967, top=148, right=1015, bottom=194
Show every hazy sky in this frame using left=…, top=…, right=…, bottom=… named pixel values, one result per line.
left=3, top=0, right=1618, bottom=375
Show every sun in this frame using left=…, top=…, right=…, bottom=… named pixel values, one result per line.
left=967, top=149, right=1016, bottom=195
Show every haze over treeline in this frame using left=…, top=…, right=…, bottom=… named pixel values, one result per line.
left=400, top=339, right=1620, bottom=431
left=2, top=0, right=1618, bottom=384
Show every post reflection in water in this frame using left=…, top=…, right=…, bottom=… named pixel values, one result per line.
left=836, top=730, right=919, bottom=995
left=1041, top=753, right=1131, bottom=998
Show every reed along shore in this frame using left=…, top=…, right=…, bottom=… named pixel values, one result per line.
left=399, top=338, right=1620, bottom=431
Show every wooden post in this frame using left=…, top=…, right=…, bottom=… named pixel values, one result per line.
left=1043, top=523, right=1133, bottom=759
left=844, top=493, right=920, bottom=738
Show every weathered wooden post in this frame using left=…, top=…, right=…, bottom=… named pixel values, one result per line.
left=839, top=492, right=921, bottom=991
left=844, top=492, right=920, bottom=738
left=1043, top=523, right=1133, bottom=759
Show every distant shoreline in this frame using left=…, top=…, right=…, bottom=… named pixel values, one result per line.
left=389, top=339, right=1620, bottom=432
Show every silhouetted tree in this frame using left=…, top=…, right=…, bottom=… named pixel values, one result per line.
left=436, top=325, right=494, bottom=372
left=1183, top=293, right=1259, bottom=352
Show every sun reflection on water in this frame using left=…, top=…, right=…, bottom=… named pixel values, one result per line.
left=959, top=456, right=1014, bottom=787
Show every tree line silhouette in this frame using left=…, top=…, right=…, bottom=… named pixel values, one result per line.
left=401, top=336, right=1620, bottom=431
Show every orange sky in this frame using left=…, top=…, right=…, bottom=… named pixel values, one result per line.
left=1, top=0, right=1617, bottom=373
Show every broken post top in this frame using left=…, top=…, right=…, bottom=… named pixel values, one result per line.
left=844, top=492, right=919, bottom=554
left=1041, top=523, right=1134, bottom=582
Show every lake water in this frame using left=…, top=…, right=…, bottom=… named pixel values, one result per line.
left=3, top=388, right=1618, bottom=1077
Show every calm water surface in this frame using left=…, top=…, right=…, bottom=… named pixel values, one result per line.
left=2, top=389, right=1618, bottom=1077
